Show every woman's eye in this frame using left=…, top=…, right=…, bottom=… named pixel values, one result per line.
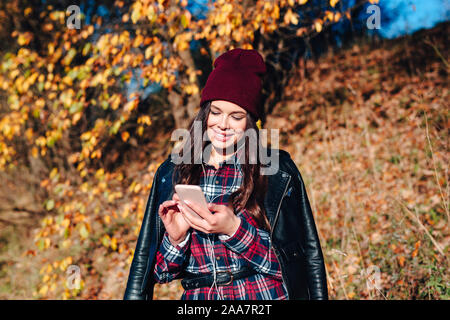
left=211, top=111, right=220, bottom=115
left=232, top=116, right=244, bottom=120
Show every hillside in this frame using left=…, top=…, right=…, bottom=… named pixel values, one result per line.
left=264, top=21, right=449, bottom=299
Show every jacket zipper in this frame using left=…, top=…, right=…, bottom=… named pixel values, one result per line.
left=270, top=174, right=291, bottom=296
left=270, top=174, right=291, bottom=241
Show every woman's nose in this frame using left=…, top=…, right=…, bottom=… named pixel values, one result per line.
left=218, top=115, right=229, bottom=130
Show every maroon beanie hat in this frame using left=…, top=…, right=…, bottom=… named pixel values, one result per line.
left=200, top=48, right=266, bottom=120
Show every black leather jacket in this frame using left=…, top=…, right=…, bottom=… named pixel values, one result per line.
left=124, top=149, right=328, bottom=300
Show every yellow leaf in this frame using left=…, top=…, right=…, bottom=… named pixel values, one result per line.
left=91, top=149, right=101, bottom=159
left=24, top=7, right=32, bottom=16
left=121, top=131, right=130, bottom=142
left=17, top=33, right=32, bottom=46
left=133, top=183, right=142, bottom=193
left=330, top=0, right=339, bottom=8
left=284, top=8, right=299, bottom=25
left=108, top=193, right=115, bottom=203
left=50, top=168, right=58, bottom=179
left=325, top=11, right=334, bottom=22
left=127, top=253, right=133, bottom=265
left=153, top=52, right=162, bottom=65
left=414, top=240, right=421, bottom=249
left=72, top=112, right=82, bottom=125
left=145, top=46, right=153, bottom=59
left=284, top=9, right=292, bottom=25
left=95, top=168, right=104, bottom=179
left=412, top=240, right=421, bottom=257
left=39, top=284, right=49, bottom=296
left=111, top=237, right=117, bottom=251
left=137, top=126, right=144, bottom=136
left=314, top=20, right=323, bottom=33
left=256, top=119, right=262, bottom=129
left=138, top=115, right=152, bottom=126
left=79, top=223, right=89, bottom=239
left=32, top=147, right=39, bottom=158
left=40, top=266, right=46, bottom=275
left=334, top=12, right=342, bottom=22
left=271, top=4, right=280, bottom=19
left=124, top=99, right=138, bottom=113
left=62, top=239, right=71, bottom=249
left=44, top=238, right=51, bottom=249
left=61, top=218, right=70, bottom=228
left=147, top=5, right=156, bottom=22
left=101, top=234, right=111, bottom=247
left=131, top=3, right=141, bottom=24
left=28, top=72, right=38, bottom=85
left=133, top=34, right=144, bottom=47
left=103, top=215, right=111, bottom=224
left=122, top=205, right=130, bottom=218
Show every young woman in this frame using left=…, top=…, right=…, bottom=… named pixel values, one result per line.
left=124, top=48, right=328, bottom=300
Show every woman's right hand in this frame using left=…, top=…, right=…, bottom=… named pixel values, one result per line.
left=158, top=193, right=190, bottom=246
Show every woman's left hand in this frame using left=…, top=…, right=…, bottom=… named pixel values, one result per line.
left=178, top=200, right=241, bottom=236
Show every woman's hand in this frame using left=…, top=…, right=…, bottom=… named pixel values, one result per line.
left=178, top=200, right=241, bottom=237
left=158, top=193, right=190, bottom=246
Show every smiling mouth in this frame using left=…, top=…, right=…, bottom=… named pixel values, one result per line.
left=212, top=129, right=234, bottom=140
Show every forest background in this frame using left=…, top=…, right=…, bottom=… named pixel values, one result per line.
left=0, top=0, right=448, bottom=299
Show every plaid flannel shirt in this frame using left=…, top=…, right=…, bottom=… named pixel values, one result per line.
left=153, top=147, right=289, bottom=300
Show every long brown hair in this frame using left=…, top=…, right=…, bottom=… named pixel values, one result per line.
left=171, top=101, right=270, bottom=231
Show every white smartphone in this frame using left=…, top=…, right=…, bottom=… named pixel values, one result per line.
left=174, top=184, right=209, bottom=220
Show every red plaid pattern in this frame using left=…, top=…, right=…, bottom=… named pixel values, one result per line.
left=153, top=151, right=288, bottom=300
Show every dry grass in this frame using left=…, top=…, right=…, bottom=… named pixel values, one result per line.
left=265, top=33, right=449, bottom=299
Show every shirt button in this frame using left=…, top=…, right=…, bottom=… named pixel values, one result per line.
left=215, top=180, right=219, bottom=184
left=216, top=256, right=221, bottom=261
left=223, top=294, right=228, bottom=299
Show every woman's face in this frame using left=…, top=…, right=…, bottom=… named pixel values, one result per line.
left=206, top=100, right=247, bottom=152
